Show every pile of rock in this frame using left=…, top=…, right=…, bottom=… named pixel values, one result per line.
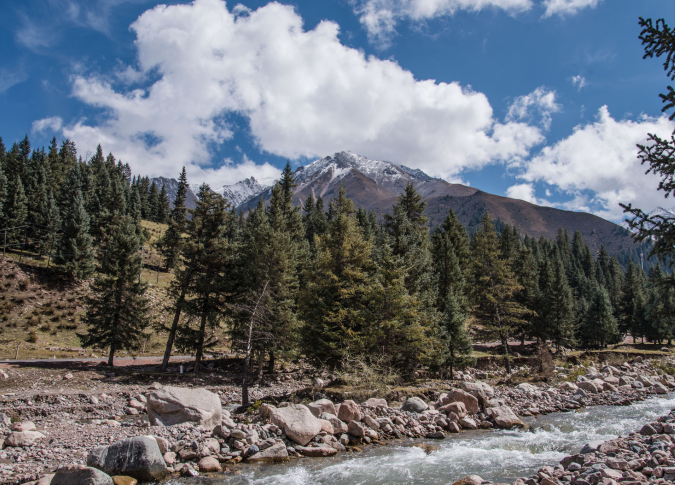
left=511, top=407, right=675, bottom=485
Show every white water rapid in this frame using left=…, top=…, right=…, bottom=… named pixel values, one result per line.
left=168, top=394, right=675, bottom=485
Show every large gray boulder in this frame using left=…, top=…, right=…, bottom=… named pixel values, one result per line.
left=51, top=465, right=113, bottom=485
left=4, top=430, right=45, bottom=447
left=246, top=442, right=289, bottom=462
left=307, top=399, right=336, bottom=418
left=577, top=381, right=598, bottom=394
left=461, top=381, right=494, bottom=398
left=86, top=436, right=168, bottom=481
left=449, top=389, right=480, bottom=414
left=146, top=386, right=221, bottom=428
left=487, top=406, right=524, bottom=429
left=401, top=397, right=428, bottom=413
left=269, top=404, right=322, bottom=446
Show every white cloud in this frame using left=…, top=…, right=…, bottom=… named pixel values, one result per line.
left=57, top=0, right=545, bottom=185
left=353, top=0, right=533, bottom=46
left=505, top=182, right=552, bottom=206
left=571, top=75, right=586, bottom=90
left=506, top=87, right=561, bottom=130
left=32, top=116, right=64, bottom=133
left=0, top=66, right=28, bottom=94
left=542, top=0, right=602, bottom=18
left=517, top=106, right=675, bottom=221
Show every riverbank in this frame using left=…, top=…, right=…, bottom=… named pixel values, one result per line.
left=6, top=355, right=675, bottom=484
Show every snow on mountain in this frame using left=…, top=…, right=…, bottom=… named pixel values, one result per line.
left=151, top=176, right=198, bottom=209
left=621, top=206, right=675, bottom=233
left=215, top=177, right=269, bottom=208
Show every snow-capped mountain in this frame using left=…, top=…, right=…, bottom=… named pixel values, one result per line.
left=151, top=176, right=198, bottom=209
left=215, top=177, right=269, bottom=208
left=621, top=206, right=675, bottom=233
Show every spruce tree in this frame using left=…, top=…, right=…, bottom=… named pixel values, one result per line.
left=300, top=185, right=378, bottom=369
left=439, top=289, right=473, bottom=380
left=158, top=168, right=188, bottom=271
left=546, top=255, right=576, bottom=350
left=6, top=177, right=27, bottom=244
left=469, top=213, right=528, bottom=372
left=157, top=185, right=170, bottom=223
left=55, top=190, right=95, bottom=279
left=580, top=284, right=619, bottom=348
left=147, top=181, right=160, bottom=222
left=0, top=164, right=6, bottom=224
left=40, top=193, right=61, bottom=266
left=80, top=216, right=150, bottom=366
left=620, top=260, right=647, bottom=341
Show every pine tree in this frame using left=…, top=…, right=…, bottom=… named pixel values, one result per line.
left=158, top=168, right=188, bottom=271
left=439, top=289, right=473, bottom=380
left=303, top=193, right=328, bottom=252
left=580, top=284, right=620, bottom=348
left=46, top=138, right=60, bottom=195
left=80, top=216, right=150, bottom=366
left=300, top=185, right=378, bottom=369
left=147, top=181, right=160, bottom=222
left=55, top=190, right=95, bottom=279
left=469, top=213, right=528, bottom=372
left=157, top=185, right=170, bottom=223
left=620, top=260, right=647, bottom=341
left=175, top=184, right=232, bottom=373
left=433, top=229, right=467, bottom=312
left=546, top=255, right=576, bottom=350
left=644, top=266, right=675, bottom=344
left=40, top=193, right=61, bottom=266
left=513, top=245, right=539, bottom=345
left=0, top=164, right=6, bottom=223
left=6, top=176, right=27, bottom=244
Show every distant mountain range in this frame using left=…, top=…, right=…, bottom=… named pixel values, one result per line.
left=153, top=151, right=638, bottom=254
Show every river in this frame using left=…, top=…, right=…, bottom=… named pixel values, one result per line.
left=167, top=394, right=675, bottom=485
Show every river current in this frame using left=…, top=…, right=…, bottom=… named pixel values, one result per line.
left=167, top=394, right=675, bottom=485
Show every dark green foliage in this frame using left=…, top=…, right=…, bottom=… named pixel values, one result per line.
left=580, top=284, right=620, bottom=348
left=620, top=260, right=647, bottom=340
left=55, top=190, right=95, bottom=279
left=80, top=216, right=150, bottom=366
left=438, top=289, right=473, bottom=379
left=157, top=185, right=170, bottom=223
left=159, top=168, right=188, bottom=271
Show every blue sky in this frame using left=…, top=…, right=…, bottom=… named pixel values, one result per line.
left=1, top=0, right=675, bottom=221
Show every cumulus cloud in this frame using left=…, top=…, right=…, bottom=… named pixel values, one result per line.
left=517, top=106, right=675, bottom=221
left=571, top=75, right=586, bottom=90
left=506, top=87, right=561, bottom=131
left=353, top=0, right=533, bottom=45
left=542, top=0, right=602, bottom=18
left=57, top=0, right=545, bottom=185
left=505, top=182, right=553, bottom=206
left=32, top=116, right=64, bottom=133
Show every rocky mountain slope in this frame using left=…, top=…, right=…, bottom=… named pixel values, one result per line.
left=235, top=151, right=634, bottom=254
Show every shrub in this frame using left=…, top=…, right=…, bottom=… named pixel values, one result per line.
left=27, top=332, right=38, bottom=343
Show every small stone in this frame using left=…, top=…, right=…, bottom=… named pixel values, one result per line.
left=198, top=456, right=222, bottom=472
left=112, top=477, right=138, bottom=485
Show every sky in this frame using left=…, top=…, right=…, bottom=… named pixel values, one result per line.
left=1, top=0, right=675, bottom=222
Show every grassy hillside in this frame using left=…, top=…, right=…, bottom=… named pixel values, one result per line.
left=0, top=220, right=234, bottom=361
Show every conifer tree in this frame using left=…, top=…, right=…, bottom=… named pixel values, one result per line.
left=546, top=255, right=576, bottom=350
left=300, top=185, right=377, bottom=369
left=56, top=139, right=77, bottom=190
left=303, top=193, right=328, bottom=252
left=40, top=193, right=61, bottom=266
left=439, top=289, right=473, bottom=380
left=0, top=164, right=6, bottom=223
left=469, top=213, right=528, bottom=372
left=433, top=229, right=467, bottom=312
left=620, top=260, right=646, bottom=341
left=80, top=216, right=150, bottom=366
left=46, top=138, right=60, bottom=195
left=513, top=245, right=539, bottom=345
left=157, top=185, right=170, bottom=223
left=158, top=168, right=188, bottom=271
left=6, top=176, right=27, bottom=244
left=644, top=266, right=675, bottom=344
left=580, top=284, right=619, bottom=348
left=55, top=190, right=95, bottom=279
left=148, top=181, right=160, bottom=222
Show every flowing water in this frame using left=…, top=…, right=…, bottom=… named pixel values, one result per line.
left=168, top=394, right=675, bottom=485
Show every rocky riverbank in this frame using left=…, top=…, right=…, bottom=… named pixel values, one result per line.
left=5, top=355, right=675, bottom=484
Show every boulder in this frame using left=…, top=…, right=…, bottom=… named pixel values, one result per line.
left=461, top=381, right=494, bottom=398
left=296, top=445, right=338, bottom=457
left=86, top=436, right=168, bottom=481
left=449, top=389, right=480, bottom=414
left=348, top=420, right=366, bottom=438
left=439, top=402, right=467, bottom=419
left=451, top=475, right=483, bottom=485
left=337, top=400, right=361, bottom=422
left=362, top=415, right=380, bottom=431
left=364, top=398, right=388, bottom=408
left=11, top=421, right=36, bottom=432
left=198, top=456, right=222, bottom=472
left=559, top=382, right=578, bottom=391
left=654, top=382, right=669, bottom=394
left=269, top=404, right=322, bottom=446
left=487, top=406, right=524, bottom=429
left=637, top=375, right=655, bottom=387
left=146, top=386, right=222, bottom=429
left=150, top=436, right=170, bottom=454
left=4, top=430, right=45, bottom=447
left=401, top=397, right=428, bottom=413
left=446, top=421, right=461, bottom=433
left=307, top=399, right=337, bottom=418
left=580, top=441, right=604, bottom=454
left=577, top=381, right=598, bottom=394
left=321, top=413, right=348, bottom=434
left=246, top=442, right=289, bottom=462
left=516, top=383, right=537, bottom=393
left=111, top=478, right=137, bottom=485
left=51, top=465, right=113, bottom=485
left=459, top=417, right=478, bottom=430
left=319, top=419, right=334, bottom=435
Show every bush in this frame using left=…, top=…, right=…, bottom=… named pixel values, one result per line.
left=27, top=331, right=38, bottom=343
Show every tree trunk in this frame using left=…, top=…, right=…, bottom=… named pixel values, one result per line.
left=502, top=336, right=511, bottom=374
left=241, top=281, right=269, bottom=409
left=268, top=349, right=275, bottom=374
left=108, top=342, right=115, bottom=367
left=160, top=266, right=194, bottom=372
left=257, top=349, right=264, bottom=380
left=194, top=311, right=208, bottom=374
